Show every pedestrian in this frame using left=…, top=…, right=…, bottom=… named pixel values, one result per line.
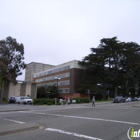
left=67, top=97, right=70, bottom=105
left=63, top=98, right=66, bottom=105
left=92, top=96, right=95, bottom=107
left=60, top=98, right=62, bottom=105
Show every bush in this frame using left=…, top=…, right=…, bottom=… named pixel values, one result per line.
left=57, top=102, right=61, bottom=105
left=3, top=97, right=7, bottom=102
left=83, top=97, right=90, bottom=103
left=47, top=102, right=53, bottom=105
left=33, top=98, right=61, bottom=105
left=33, top=99, right=47, bottom=105
left=72, top=97, right=83, bottom=104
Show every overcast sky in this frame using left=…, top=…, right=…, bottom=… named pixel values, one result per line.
left=1, top=0, right=140, bottom=81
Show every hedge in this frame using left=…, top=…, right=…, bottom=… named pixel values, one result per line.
left=71, top=97, right=90, bottom=104
left=33, top=97, right=90, bottom=105
left=33, top=98, right=61, bottom=105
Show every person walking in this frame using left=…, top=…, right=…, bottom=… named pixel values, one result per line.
left=92, top=96, right=95, bottom=107
left=67, top=97, right=70, bottom=105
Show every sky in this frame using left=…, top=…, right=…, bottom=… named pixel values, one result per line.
left=1, top=0, right=140, bottom=81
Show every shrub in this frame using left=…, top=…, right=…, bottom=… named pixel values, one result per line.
left=33, top=98, right=61, bottom=105
left=57, top=102, right=61, bottom=105
left=33, top=99, right=47, bottom=105
left=47, top=102, right=53, bottom=105
left=83, top=97, right=90, bottom=103
left=72, top=97, right=83, bottom=104
left=3, top=97, right=7, bottom=102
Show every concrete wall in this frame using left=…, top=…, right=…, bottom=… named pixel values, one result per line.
left=7, top=82, right=36, bottom=99
left=20, top=83, right=26, bottom=96
left=25, top=83, right=31, bottom=96
left=31, top=83, right=37, bottom=99
left=9, top=83, right=21, bottom=97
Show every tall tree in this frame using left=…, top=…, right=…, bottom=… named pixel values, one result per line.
left=79, top=37, right=140, bottom=97
left=0, top=36, right=26, bottom=101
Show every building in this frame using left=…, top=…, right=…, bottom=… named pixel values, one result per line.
left=5, top=60, right=86, bottom=100
left=33, top=60, right=86, bottom=98
left=25, top=62, right=55, bottom=82
left=3, top=81, right=37, bottom=100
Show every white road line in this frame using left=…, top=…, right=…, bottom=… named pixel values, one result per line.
left=5, top=119, right=25, bottom=124
left=35, top=112, right=45, bottom=115
left=45, top=128, right=104, bottom=140
left=47, top=114, right=140, bottom=125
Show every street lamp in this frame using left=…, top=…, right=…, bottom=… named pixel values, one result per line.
left=54, top=77, right=60, bottom=105
left=55, top=77, right=61, bottom=91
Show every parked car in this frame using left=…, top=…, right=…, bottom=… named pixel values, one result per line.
left=131, top=97, right=138, bottom=101
left=125, top=97, right=132, bottom=102
left=138, top=97, right=140, bottom=101
left=15, top=97, right=21, bottom=103
left=113, top=96, right=125, bottom=103
left=18, top=96, right=33, bottom=105
left=8, top=96, right=17, bottom=103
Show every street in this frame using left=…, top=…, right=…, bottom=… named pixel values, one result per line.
left=0, top=101, right=140, bottom=140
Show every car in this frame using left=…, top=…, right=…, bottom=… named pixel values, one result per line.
left=125, top=97, right=131, bottom=102
left=18, top=96, right=33, bottom=105
left=8, top=96, right=17, bottom=103
left=138, top=97, right=140, bottom=101
left=15, top=97, right=21, bottom=103
left=131, top=97, right=138, bottom=101
left=113, top=96, right=125, bottom=103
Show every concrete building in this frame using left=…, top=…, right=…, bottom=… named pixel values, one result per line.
left=25, top=62, right=55, bottom=82
left=5, top=60, right=86, bottom=100
left=34, top=60, right=86, bottom=98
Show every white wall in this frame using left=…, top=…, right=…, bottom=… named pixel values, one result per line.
left=9, top=83, right=21, bottom=97
left=25, top=83, right=31, bottom=96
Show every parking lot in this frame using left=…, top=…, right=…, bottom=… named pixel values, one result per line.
left=0, top=101, right=140, bottom=140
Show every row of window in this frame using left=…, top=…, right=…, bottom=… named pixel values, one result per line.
left=35, top=72, right=70, bottom=83
left=38, top=80, right=70, bottom=87
left=58, top=88, right=69, bottom=93
left=35, top=65, right=70, bottom=77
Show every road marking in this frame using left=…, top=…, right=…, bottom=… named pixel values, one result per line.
left=5, top=119, right=25, bottom=124
left=35, top=112, right=45, bottom=115
left=45, top=128, right=104, bottom=140
left=47, top=114, right=140, bottom=125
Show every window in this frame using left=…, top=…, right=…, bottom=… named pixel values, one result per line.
left=35, top=65, right=70, bottom=77
left=35, top=73, right=70, bottom=83
left=58, top=88, right=69, bottom=93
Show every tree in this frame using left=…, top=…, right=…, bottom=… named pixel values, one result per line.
left=45, top=85, right=58, bottom=98
left=0, top=36, right=26, bottom=101
left=37, top=85, right=58, bottom=99
left=78, top=37, right=140, bottom=97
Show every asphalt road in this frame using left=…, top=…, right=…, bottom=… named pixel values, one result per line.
left=0, top=101, right=140, bottom=140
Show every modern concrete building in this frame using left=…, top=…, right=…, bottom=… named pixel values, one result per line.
left=25, top=62, right=55, bottom=82
left=5, top=60, right=86, bottom=100
left=34, top=60, right=86, bottom=98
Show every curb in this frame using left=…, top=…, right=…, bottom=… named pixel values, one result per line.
left=132, top=105, right=140, bottom=107
left=0, top=109, right=29, bottom=112
left=0, top=123, right=40, bottom=136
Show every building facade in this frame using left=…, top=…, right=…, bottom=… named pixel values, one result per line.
left=5, top=60, right=86, bottom=100
left=34, top=60, right=85, bottom=98
left=25, top=62, right=55, bottom=82
left=4, top=82, right=37, bottom=100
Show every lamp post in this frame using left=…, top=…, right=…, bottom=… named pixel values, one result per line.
left=55, top=77, right=60, bottom=105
